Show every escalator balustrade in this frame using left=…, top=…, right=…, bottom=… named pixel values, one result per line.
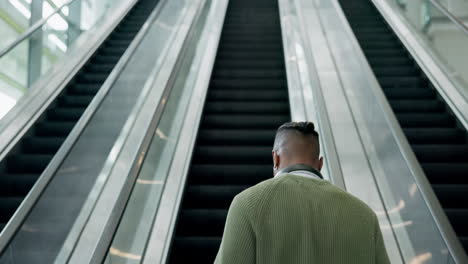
left=0, top=0, right=159, bottom=232
left=339, top=0, right=468, bottom=252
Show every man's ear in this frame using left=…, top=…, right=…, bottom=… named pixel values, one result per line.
left=272, top=151, right=280, bottom=176
left=318, top=157, right=324, bottom=171
left=272, top=151, right=279, bottom=168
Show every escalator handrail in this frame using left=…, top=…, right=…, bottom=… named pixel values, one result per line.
left=60, top=1, right=209, bottom=262
left=330, top=0, right=468, bottom=262
left=0, top=0, right=78, bottom=58
left=278, top=0, right=346, bottom=189
left=428, top=0, right=468, bottom=36
left=140, top=1, right=229, bottom=262
left=0, top=0, right=142, bottom=254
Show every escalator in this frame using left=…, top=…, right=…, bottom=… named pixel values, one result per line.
left=0, top=0, right=159, bottom=232
left=168, top=0, right=290, bottom=262
left=338, top=0, right=468, bottom=252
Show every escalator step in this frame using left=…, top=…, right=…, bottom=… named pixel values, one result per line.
left=215, top=59, right=285, bottom=70
left=68, top=84, right=101, bottom=95
left=217, top=51, right=283, bottom=60
left=0, top=197, right=22, bottom=222
left=7, top=154, right=54, bottom=174
left=384, top=88, right=435, bottom=99
left=360, top=41, right=401, bottom=49
left=412, top=145, right=468, bottom=162
left=107, top=39, right=132, bottom=47
left=396, top=113, right=454, bottom=128
left=77, top=73, right=109, bottom=84
left=111, top=32, right=138, bottom=40
left=205, top=102, right=289, bottom=114
left=372, top=66, right=418, bottom=76
left=404, top=128, right=465, bottom=144
left=0, top=174, right=38, bottom=196
left=210, top=79, right=286, bottom=89
left=22, top=137, right=65, bottom=154
left=352, top=28, right=390, bottom=33
left=193, top=146, right=272, bottom=164
left=170, top=237, right=221, bottom=263
left=177, top=209, right=227, bottom=236
left=190, top=164, right=271, bottom=185
left=367, top=57, right=413, bottom=67
left=93, top=55, right=121, bottom=64
left=219, top=44, right=282, bottom=52
left=184, top=185, right=249, bottom=209
left=208, top=90, right=287, bottom=101
left=365, top=49, right=406, bottom=57
left=35, top=122, right=75, bottom=137
left=212, top=69, right=286, bottom=79
left=422, top=163, right=468, bottom=184
left=202, top=114, right=289, bottom=129
left=461, top=237, right=468, bottom=251
left=445, top=209, right=468, bottom=236
left=378, top=76, right=426, bottom=88
left=86, top=63, right=116, bottom=74
left=117, top=25, right=143, bottom=32
left=198, top=129, right=276, bottom=145
left=432, top=185, right=468, bottom=209
left=48, top=107, right=86, bottom=121
left=389, top=100, right=443, bottom=113
left=353, top=34, right=396, bottom=42
left=60, top=95, right=94, bottom=107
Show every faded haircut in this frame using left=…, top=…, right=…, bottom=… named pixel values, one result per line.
left=273, top=121, right=320, bottom=158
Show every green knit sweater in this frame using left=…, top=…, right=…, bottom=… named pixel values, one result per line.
left=215, top=174, right=390, bottom=264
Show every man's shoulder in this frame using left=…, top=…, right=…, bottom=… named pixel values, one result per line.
left=235, top=177, right=278, bottom=201
left=231, top=178, right=281, bottom=213
left=319, top=181, right=377, bottom=218
left=233, top=176, right=377, bottom=220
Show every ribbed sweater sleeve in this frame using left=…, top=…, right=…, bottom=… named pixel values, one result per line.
left=214, top=195, right=256, bottom=264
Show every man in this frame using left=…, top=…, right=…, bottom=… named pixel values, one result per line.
left=215, top=122, right=390, bottom=264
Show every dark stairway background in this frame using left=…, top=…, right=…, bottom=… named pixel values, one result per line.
left=0, top=0, right=159, bottom=232
left=339, top=0, right=468, bottom=252
left=168, top=0, right=290, bottom=262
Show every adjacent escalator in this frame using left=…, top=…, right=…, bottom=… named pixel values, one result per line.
left=168, top=0, right=290, bottom=262
left=339, top=0, right=468, bottom=252
left=0, top=0, right=159, bottom=232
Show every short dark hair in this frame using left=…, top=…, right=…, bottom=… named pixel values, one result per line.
left=273, top=121, right=320, bottom=157
left=276, top=121, right=319, bottom=138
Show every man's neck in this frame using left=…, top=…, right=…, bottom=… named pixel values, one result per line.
left=275, top=164, right=323, bottom=179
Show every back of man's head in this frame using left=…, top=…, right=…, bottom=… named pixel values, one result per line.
left=272, top=122, right=323, bottom=174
